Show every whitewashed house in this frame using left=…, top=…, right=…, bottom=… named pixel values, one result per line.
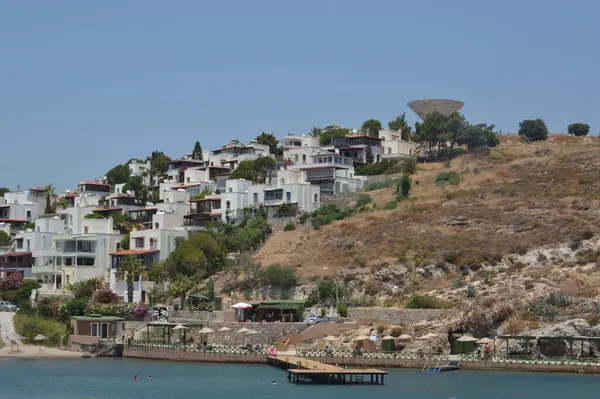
left=378, top=129, right=417, bottom=159
left=0, top=188, right=46, bottom=225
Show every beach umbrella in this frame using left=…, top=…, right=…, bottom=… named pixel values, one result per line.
left=398, top=334, right=413, bottom=340
left=245, top=329, right=259, bottom=335
left=218, top=326, right=232, bottom=332
left=381, top=335, right=396, bottom=341
left=476, top=337, right=493, bottom=344
left=457, top=335, right=478, bottom=342
left=198, top=327, right=214, bottom=334
left=231, top=302, right=253, bottom=309
left=352, top=335, right=369, bottom=341
left=236, top=327, right=250, bottom=334
left=322, top=335, right=339, bottom=341
left=172, top=324, right=187, bottom=330
left=34, top=334, right=48, bottom=352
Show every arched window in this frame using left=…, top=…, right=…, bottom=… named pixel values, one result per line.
left=226, top=201, right=231, bottom=209
left=186, top=177, right=190, bottom=183
left=388, top=147, right=392, bottom=154
left=302, top=154, right=306, bottom=163
left=253, top=193, right=258, bottom=203
left=313, top=193, right=318, bottom=202
left=155, top=222, right=159, bottom=229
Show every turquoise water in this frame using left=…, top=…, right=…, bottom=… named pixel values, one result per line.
left=0, top=358, right=599, bottom=399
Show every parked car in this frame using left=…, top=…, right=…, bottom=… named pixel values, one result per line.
left=306, top=315, right=330, bottom=325
left=0, top=301, right=18, bottom=312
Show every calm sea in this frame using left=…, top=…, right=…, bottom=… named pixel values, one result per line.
left=0, top=358, right=599, bottom=399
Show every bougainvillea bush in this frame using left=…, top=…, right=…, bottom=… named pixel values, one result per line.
left=86, top=301, right=150, bottom=319
left=90, top=289, right=119, bottom=304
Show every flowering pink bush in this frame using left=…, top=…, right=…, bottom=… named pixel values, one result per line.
left=91, top=289, right=119, bottom=304
left=0, top=272, right=22, bottom=291
left=133, top=303, right=150, bottom=317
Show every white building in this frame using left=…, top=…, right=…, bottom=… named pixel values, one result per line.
left=28, top=217, right=122, bottom=293
left=208, top=139, right=271, bottom=171
left=288, top=153, right=366, bottom=195
left=0, top=188, right=46, bottom=225
left=282, top=134, right=321, bottom=165
left=247, top=177, right=320, bottom=218
left=128, top=161, right=151, bottom=186
left=378, top=129, right=417, bottom=159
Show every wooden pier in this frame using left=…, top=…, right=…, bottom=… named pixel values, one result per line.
left=267, top=356, right=387, bottom=385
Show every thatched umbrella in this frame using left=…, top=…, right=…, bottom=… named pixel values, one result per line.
left=398, top=334, right=413, bottom=340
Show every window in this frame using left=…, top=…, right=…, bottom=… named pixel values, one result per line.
left=286, top=192, right=291, bottom=201
left=134, top=237, right=145, bottom=249
left=91, top=323, right=98, bottom=337
left=264, top=190, right=283, bottom=201
left=186, top=177, right=190, bottom=183
left=314, top=193, right=318, bottom=202
left=26, top=210, right=31, bottom=218
left=69, top=215, right=73, bottom=226
left=155, top=222, right=159, bottom=229
left=149, top=238, right=158, bottom=249
left=302, top=154, right=306, bottom=163
left=280, top=178, right=285, bottom=185
left=116, top=242, right=122, bottom=251
left=100, top=323, right=109, bottom=339
left=388, top=147, right=392, bottom=154
left=66, top=275, right=70, bottom=285
left=84, top=226, right=88, bottom=234
left=228, top=187, right=232, bottom=192
left=77, top=257, right=95, bottom=266
left=253, top=193, right=258, bottom=203
left=226, top=201, right=231, bottom=209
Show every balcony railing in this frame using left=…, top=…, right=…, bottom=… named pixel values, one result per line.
left=305, top=174, right=335, bottom=181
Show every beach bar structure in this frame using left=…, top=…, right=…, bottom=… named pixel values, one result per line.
left=267, top=355, right=387, bottom=385
left=142, top=322, right=204, bottom=344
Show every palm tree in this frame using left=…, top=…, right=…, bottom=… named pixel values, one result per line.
left=118, top=255, right=146, bottom=303
left=44, top=183, right=57, bottom=214
left=168, top=277, right=197, bottom=310
left=309, top=127, right=322, bottom=138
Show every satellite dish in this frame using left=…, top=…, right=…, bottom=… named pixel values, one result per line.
left=52, top=216, right=59, bottom=219
left=66, top=189, right=71, bottom=193
left=177, top=189, right=186, bottom=192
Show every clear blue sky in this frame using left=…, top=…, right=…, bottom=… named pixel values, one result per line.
left=1, top=0, right=599, bottom=190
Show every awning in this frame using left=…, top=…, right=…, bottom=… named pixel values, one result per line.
left=257, top=300, right=305, bottom=310
left=188, top=292, right=210, bottom=300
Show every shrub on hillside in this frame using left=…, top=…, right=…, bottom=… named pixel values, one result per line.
left=13, top=312, right=67, bottom=346
left=260, top=264, right=298, bottom=291
left=364, top=178, right=403, bottom=191
left=435, top=171, right=461, bottom=187
left=69, top=278, right=103, bottom=299
left=356, top=195, right=372, bottom=208
left=284, top=222, right=296, bottom=231
left=518, top=119, right=548, bottom=142
left=404, top=294, right=446, bottom=309
left=336, top=304, right=348, bottom=317
left=355, top=161, right=396, bottom=176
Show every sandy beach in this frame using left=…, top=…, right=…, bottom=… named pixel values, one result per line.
left=0, top=311, right=84, bottom=359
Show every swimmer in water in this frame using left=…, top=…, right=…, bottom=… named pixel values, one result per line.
left=148, top=375, right=152, bottom=380
left=134, top=375, right=139, bottom=380
left=272, top=381, right=276, bottom=385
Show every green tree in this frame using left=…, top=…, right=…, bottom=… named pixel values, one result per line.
left=168, top=276, right=197, bottom=309
left=460, top=124, right=500, bottom=151
left=309, top=127, right=322, bottom=138
left=206, top=278, right=215, bottom=300
left=44, top=183, right=57, bottom=214
left=68, top=277, right=103, bottom=299
left=567, top=122, right=590, bottom=137
left=413, top=111, right=468, bottom=159
left=388, top=113, right=412, bottom=140
left=230, top=157, right=275, bottom=184
left=518, top=119, right=548, bottom=142
left=123, top=176, right=148, bottom=199
left=148, top=151, right=172, bottom=177
left=361, top=119, right=382, bottom=137
left=0, top=231, right=12, bottom=246
left=261, top=264, right=298, bottom=291
left=191, top=141, right=203, bottom=160
left=255, top=132, right=279, bottom=154
left=120, top=233, right=130, bottom=250
left=0, top=188, right=9, bottom=197
left=319, top=127, right=351, bottom=146
left=164, top=237, right=208, bottom=280
left=396, top=174, right=411, bottom=200
left=118, top=255, right=146, bottom=303
left=105, top=164, right=131, bottom=185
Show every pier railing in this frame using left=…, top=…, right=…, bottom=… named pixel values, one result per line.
left=128, top=340, right=268, bottom=355
left=459, top=353, right=600, bottom=366
left=296, top=349, right=448, bottom=360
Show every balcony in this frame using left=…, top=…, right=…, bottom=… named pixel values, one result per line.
left=305, top=173, right=335, bottom=181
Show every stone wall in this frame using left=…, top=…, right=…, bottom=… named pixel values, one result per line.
left=123, top=346, right=266, bottom=364
left=170, top=310, right=227, bottom=322
left=347, top=308, right=458, bottom=325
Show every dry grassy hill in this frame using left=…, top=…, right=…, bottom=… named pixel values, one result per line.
left=253, top=134, right=600, bottom=311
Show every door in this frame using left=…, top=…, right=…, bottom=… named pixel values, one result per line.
left=100, top=323, right=109, bottom=339
left=91, top=323, right=98, bottom=337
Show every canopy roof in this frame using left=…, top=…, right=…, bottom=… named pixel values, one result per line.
left=257, top=300, right=305, bottom=310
